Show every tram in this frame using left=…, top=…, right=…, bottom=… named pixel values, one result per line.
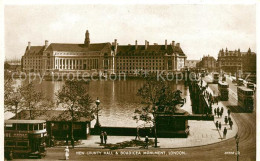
left=4, top=120, right=47, bottom=159
left=237, top=87, right=254, bottom=112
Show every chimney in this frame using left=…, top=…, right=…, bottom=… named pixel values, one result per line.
left=176, top=43, right=180, bottom=48
left=28, top=42, right=31, bottom=50
left=145, top=40, right=148, bottom=50
left=45, top=40, right=49, bottom=50
left=135, top=40, right=138, bottom=50
left=114, top=39, right=118, bottom=51
left=172, top=41, right=175, bottom=47
left=165, top=40, right=167, bottom=50
left=147, top=41, right=149, bottom=46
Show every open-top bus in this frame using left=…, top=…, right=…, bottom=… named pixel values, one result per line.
left=4, top=120, right=47, bottom=159
left=237, top=87, right=254, bottom=112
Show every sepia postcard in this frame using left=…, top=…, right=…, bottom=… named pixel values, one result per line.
left=1, top=0, right=259, bottom=160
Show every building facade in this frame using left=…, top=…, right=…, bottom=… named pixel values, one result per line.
left=217, top=48, right=256, bottom=75
left=21, top=30, right=186, bottom=75
left=22, top=31, right=114, bottom=74
left=185, top=60, right=200, bottom=69
left=197, top=55, right=216, bottom=72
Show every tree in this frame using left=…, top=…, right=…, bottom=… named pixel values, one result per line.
left=133, top=76, right=185, bottom=147
left=19, top=82, right=52, bottom=120
left=56, top=80, right=94, bottom=148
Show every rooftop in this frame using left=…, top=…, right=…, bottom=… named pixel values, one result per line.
left=12, top=110, right=94, bottom=122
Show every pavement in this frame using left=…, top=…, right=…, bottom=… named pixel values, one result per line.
left=57, top=79, right=238, bottom=149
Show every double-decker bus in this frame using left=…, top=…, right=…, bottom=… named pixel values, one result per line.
left=4, top=120, right=47, bottom=159
left=237, top=78, right=244, bottom=86
left=218, top=81, right=229, bottom=101
left=212, top=72, right=219, bottom=83
left=237, top=87, right=254, bottom=112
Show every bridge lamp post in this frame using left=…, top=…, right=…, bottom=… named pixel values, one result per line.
left=235, top=134, right=240, bottom=161
left=94, top=97, right=101, bottom=129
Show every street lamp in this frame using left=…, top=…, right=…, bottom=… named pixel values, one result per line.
left=94, top=97, right=101, bottom=128
left=153, top=106, right=158, bottom=148
left=235, top=134, right=240, bottom=161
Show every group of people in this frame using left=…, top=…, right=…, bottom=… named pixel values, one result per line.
left=100, top=131, right=108, bottom=144
left=214, top=107, right=224, bottom=118
left=215, top=108, right=233, bottom=139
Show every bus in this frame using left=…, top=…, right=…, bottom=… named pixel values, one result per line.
left=218, top=81, right=229, bottom=101
left=237, top=87, right=254, bottom=112
left=4, top=120, right=47, bottom=159
left=247, top=82, right=255, bottom=91
left=212, top=72, right=219, bottom=83
left=237, top=78, right=244, bottom=86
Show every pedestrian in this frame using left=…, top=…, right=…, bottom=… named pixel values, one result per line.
left=66, top=134, right=69, bottom=145
left=228, top=109, right=231, bottom=117
left=228, top=117, right=231, bottom=124
left=51, top=136, right=55, bottom=147
left=64, top=146, right=69, bottom=160
left=217, top=107, right=220, bottom=118
left=135, top=127, right=141, bottom=140
left=220, top=111, right=223, bottom=117
left=214, top=108, right=217, bottom=116
left=221, top=107, right=224, bottom=116
left=230, top=120, right=233, bottom=130
left=224, top=116, right=228, bottom=125
left=145, top=136, right=149, bottom=149
left=71, top=137, right=74, bottom=148
left=9, top=151, right=13, bottom=160
left=215, top=121, right=219, bottom=130
left=100, top=131, right=104, bottom=144
left=104, top=131, right=107, bottom=144
left=218, top=122, right=222, bottom=130
left=223, top=127, right=227, bottom=139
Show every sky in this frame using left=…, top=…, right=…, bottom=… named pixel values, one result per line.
left=4, top=4, right=256, bottom=60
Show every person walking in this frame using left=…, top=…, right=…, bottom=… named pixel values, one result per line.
left=223, top=127, right=227, bottom=139
left=220, top=110, right=223, bottom=117
left=64, top=146, right=69, bottom=160
left=221, top=107, right=224, bottom=115
left=214, top=108, right=217, bottom=116
left=215, top=121, right=219, bottom=130
left=66, top=134, right=69, bottom=145
left=104, top=131, right=108, bottom=144
left=135, top=127, right=141, bottom=140
left=217, top=107, right=220, bottom=118
left=224, top=116, right=228, bottom=125
left=100, top=131, right=104, bottom=144
left=227, top=109, right=231, bottom=117
left=230, top=120, right=233, bottom=130
left=218, top=122, right=222, bottom=130
left=145, top=136, right=149, bottom=149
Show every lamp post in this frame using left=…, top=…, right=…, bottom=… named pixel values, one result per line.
left=235, top=134, right=240, bottom=161
left=94, top=97, right=101, bottom=128
left=153, top=106, right=158, bottom=148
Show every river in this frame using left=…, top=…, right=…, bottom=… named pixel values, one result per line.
left=9, top=78, right=192, bottom=127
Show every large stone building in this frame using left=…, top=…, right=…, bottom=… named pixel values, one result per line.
left=217, top=48, right=256, bottom=75
left=21, top=30, right=186, bottom=75
left=185, top=60, right=200, bottom=69
left=196, top=55, right=216, bottom=72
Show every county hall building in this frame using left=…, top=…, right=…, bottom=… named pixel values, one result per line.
left=21, top=30, right=186, bottom=75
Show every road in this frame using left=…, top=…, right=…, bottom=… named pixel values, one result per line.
left=10, top=74, right=256, bottom=161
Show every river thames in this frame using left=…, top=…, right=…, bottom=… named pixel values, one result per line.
left=9, top=78, right=192, bottom=127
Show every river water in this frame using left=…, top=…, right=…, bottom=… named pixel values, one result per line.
left=11, top=78, right=192, bottom=127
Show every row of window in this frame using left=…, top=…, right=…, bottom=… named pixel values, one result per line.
left=117, top=67, right=164, bottom=70
left=5, top=123, right=46, bottom=131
